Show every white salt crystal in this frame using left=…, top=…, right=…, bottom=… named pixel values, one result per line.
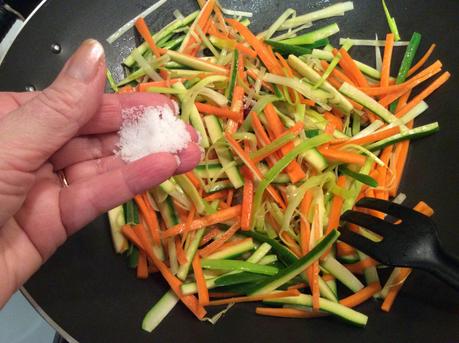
left=116, top=105, right=191, bottom=163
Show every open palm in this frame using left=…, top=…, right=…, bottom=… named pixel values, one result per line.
left=0, top=40, right=201, bottom=306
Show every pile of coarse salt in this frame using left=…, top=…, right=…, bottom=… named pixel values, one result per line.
left=116, top=104, right=191, bottom=163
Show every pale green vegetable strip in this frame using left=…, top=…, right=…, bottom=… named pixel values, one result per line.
left=280, top=2, right=354, bottom=29
left=142, top=290, right=179, bottom=333
left=108, top=206, right=128, bottom=253
left=288, top=55, right=353, bottom=113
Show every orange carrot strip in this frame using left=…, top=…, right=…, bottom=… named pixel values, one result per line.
left=320, top=60, right=355, bottom=85
left=327, top=75, right=344, bottom=90
left=209, top=29, right=257, bottom=58
left=199, top=228, right=221, bottom=247
left=252, top=127, right=302, bottom=164
left=264, top=103, right=285, bottom=137
left=122, top=224, right=207, bottom=319
left=407, top=44, right=436, bottom=77
left=301, top=98, right=316, bottom=106
left=275, top=52, right=299, bottom=100
left=231, top=85, right=245, bottom=121
left=390, top=133, right=411, bottom=196
left=161, top=205, right=241, bottom=239
left=264, top=104, right=306, bottom=183
left=337, top=48, right=368, bottom=87
left=241, top=170, right=254, bottom=231
left=218, top=201, right=229, bottom=210
left=183, top=0, right=216, bottom=55
left=203, top=190, right=227, bottom=201
left=299, top=191, right=313, bottom=255
left=381, top=267, right=412, bottom=312
left=176, top=237, right=188, bottom=265
left=195, top=102, right=241, bottom=121
left=118, top=85, right=136, bottom=93
left=246, top=69, right=275, bottom=92
left=135, top=17, right=162, bottom=58
left=225, top=85, right=245, bottom=134
left=336, top=241, right=356, bottom=256
left=322, top=273, right=336, bottom=282
left=207, top=289, right=300, bottom=306
left=333, top=126, right=400, bottom=149
left=186, top=171, right=201, bottom=189
left=226, top=189, right=234, bottom=207
left=251, top=111, right=272, bottom=146
left=279, top=231, right=302, bottom=258
left=256, top=307, right=328, bottom=318
left=325, top=175, right=346, bottom=235
left=236, top=43, right=257, bottom=58
left=340, top=282, right=381, bottom=308
left=236, top=52, right=245, bottom=84
left=134, top=194, right=161, bottom=245
left=378, top=86, right=414, bottom=107
left=137, top=251, right=149, bottom=279
left=213, top=4, right=228, bottom=35
left=380, top=33, right=394, bottom=89
left=396, top=72, right=450, bottom=118
left=378, top=146, right=393, bottom=200
left=363, top=66, right=441, bottom=97
left=181, top=205, right=196, bottom=245
left=199, top=220, right=241, bottom=257
left=225, top=133, right=286, bottom=207
left=324, top=112, right=344, bottom=132
left=311, top=205, right=320, bottom=311
left=345, top=258, right=379, bottom=274
left=138, top=78, right=185, bottom=92
left=317, top=147, right=366, bottom=166
left=192, top=254, right=210, bottom=305
left=226, top=18, right=282, bottom=74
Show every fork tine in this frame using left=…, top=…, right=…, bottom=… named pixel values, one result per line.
left=355, top=198, right=420, bottom=221
left=339, top=226, right=383, bottom=261
left=341, top=210, right=394, bottom=236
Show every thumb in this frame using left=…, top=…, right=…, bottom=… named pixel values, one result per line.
left=0, top=39, right=106, bottom=172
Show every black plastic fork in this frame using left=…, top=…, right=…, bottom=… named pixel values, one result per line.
left=340, top=198, right=459, bottom=291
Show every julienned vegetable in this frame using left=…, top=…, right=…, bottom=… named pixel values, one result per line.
left=106, top=0, right=450, bottom=334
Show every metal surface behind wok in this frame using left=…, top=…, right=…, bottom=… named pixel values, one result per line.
left=0, top=0, right=458, bottom=342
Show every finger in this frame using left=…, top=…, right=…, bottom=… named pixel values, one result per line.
left=50, top=133, right=118, bottom=170
left=175, top=142, right=202, bottom=174
left=63, top=140, right=201, bottom=183
left=0, top=91, right=177, bottom=136
left=64, top=155, right=126, bottom=184
left=59, top=153, right=179, bottom=233
left=0, top=39, right=106, bottom=173
left=79, top=93, right=177, bottom=135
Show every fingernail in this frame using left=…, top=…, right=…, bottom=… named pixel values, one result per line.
left=65, top=39, right=104, bottom=83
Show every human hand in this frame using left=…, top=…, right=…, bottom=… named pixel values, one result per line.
left=0, top=39, right=201, bottom=306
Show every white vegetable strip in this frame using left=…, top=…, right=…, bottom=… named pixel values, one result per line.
left=258, top=8, right=296, bottom=40
left=221, top=7, right=253, bottom=17
left=106, top=0, right=168, bottom=44
left=270, top=23, right=313, bottom=41
left=375, top=33, right=383, bottom=72
left=352, top=120, right=384, bottom=139
left=339, top=38, right=409, bottom=47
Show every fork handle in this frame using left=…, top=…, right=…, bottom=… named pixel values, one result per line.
left=428, top=249, right=459, bottom=291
